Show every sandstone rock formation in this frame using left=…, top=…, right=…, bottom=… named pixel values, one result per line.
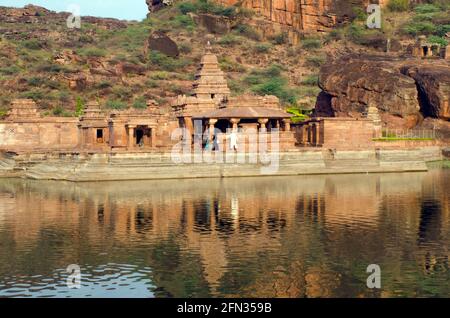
left=401, top=64, right=450, bottom=120
left=213, top=0, right=385, bottom=32
left=190, top=13, right=232, bottom=34
left=316, top=54, right=450, bottom=129
left=144, top=31, right=179, bottom=57
left=317, top=55, right=420, bottom=126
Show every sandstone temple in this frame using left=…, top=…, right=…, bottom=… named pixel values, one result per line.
left=0, top=45, right=384, bottom=154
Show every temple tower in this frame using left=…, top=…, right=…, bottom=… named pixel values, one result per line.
left=7, top=99, right=39, bottom=119
left=193, top=43, right=230, bottom=101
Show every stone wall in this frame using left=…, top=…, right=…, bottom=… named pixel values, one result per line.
left=0, top=119, right=79, bottom=151
left=322, top=118, right=376, bottom=149
left=294, top=118, right=377, bottom=149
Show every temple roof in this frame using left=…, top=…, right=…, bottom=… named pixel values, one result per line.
left=193, top=44, right=230, bottom=98
left=192, top=106, right=293, bottom=119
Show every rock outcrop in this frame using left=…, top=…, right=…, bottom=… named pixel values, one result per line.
left=317, top=55, right=420, bottom=127
left=144, top=31, right=179, bottom=57
left=213, top=0, right=386, bottom=32
left=316, top=54, right=450, bottom=129
left=401, top=64, right=450, bottom=120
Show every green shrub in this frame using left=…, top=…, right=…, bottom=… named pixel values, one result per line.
left=178, top=2, right=197, bottom=14
left=428, top=35, right=448, bottom=46
left=133, top=96, right=147, bottom=109
left=52, top=105, right=73, bottom=117
left=150, top=71, right=170, bottom=80
left=170, top=15, right=196, bottom=29
left=27, top=77, right=44, bottom=87
left=179, top=42, right=193, bottom=54
left=352, top=6, right=367, bottom=21
left=20, top=89, right=45, bottom=101
left=414, top=4, right=440, bottom=15
left=96, top=81, right=112, bottom=89
left=403, top=21, right=437, bottom=35
left=75, top=96, right=85, bottom=116
left=22, top=39, right=44, bottom=50
left=106, top=99, right=127, bottom=110
left=0, top=65, right=21, bottom=75
left=286, top=107, right=310, bottom=123
left=387, top=0, right=409, bottom=12
left=305, top=55, right=326, bottom=68
left=436, top=24, right=450, bottom=37
left=301, top=75, right=319, bottom=86
left=244, top=65, right=297, bottom=104
left=80, top=48, right=107, bottom=58
left=253, top=43, right=272, bottom=53
left=218, top=34, right=240, bottom=46
left=145, top=79, right=159, bottom=88
left=111, top=86, right=133, bottom=100
left=301, top=38, right=322, bottom=50
left=148, top=51, right=190, bottom=71
left=272, top=32, right=288, bottom=45
left=233, top=24, right=261, bottom=41
left=219, top=57, right=246, bottom=73
left=178, top=0, right=238, bottom=18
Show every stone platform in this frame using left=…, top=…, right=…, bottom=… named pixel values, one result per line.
left=0, top=147, right=443, bottom=182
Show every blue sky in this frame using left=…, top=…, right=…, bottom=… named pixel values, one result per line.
left=0, top=0, right=148, bottom=21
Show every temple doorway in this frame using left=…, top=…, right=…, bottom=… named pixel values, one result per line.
left=135, top=126, right=151, bottom=147
left=96, top=129, right=104, bottom=143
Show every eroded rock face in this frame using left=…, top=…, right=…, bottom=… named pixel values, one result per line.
left=317, top=55, right=420, bottom=127
left=145, top=31, right=179, bottom=57
left=146, top=0, right=165, bottom=13
left=213, top=0, right=385, bottom=32
left=401, top=64, right=450, bottom=120
left=316, top=55, right=450, bottom=129
left=190, top=13, right=232, bottom=34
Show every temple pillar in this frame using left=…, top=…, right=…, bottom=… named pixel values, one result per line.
left=185, top=117, right=194, bottom=135
left=230, top=118, right=240, bottom=131
left=209, top=118, right=217, bottom=139
left=151, top=128, right=156, bottom=148
left=283, top=119, right=291, bottom=132
left=258, top=118, right=268, bottom=131
left=127, top=125, right=136, bottom=149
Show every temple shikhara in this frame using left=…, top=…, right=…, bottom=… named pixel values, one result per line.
left=0, top=45, right=382, bottom=154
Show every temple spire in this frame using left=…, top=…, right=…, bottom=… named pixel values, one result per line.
left=193, top=43, right=230, bottom=100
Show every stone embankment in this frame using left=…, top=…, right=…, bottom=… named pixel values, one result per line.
left=0, top=147, right=443, bottom=182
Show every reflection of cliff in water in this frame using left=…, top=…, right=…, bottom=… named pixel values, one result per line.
left=0, top=169, right=449, bottom=297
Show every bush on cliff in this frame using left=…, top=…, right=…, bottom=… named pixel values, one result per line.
left=106, top=99, right=127, bottom=110
left=178, top=0, right=238, bottom=18
left=132, top=96, right=147, bottom=109
left=243, top=65, right=298, bottom=105
left=301, top=38, right=322, bottom=50
left=387, top=0, right=409, bottom=12
left=402, top=3, right=449, bottom=41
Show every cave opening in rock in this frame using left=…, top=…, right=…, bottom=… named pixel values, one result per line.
left=416, top=84, right=434, bottom=118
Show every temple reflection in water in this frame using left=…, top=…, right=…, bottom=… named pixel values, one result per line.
left=0, top=168, right=448, bottom=297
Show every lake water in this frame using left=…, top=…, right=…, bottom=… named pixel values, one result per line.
left=0, top=166, right=449, bottom=298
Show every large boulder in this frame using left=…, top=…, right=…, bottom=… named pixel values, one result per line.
left=401, top=64, right=450, bottom=120
left=145, top=31, right=179, bottom=57
left=317, top=55, right=420, bottom=127
left=190, top=13, right=232, bottom=34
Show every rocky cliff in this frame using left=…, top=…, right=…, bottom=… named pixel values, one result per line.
left=198, top=0, right=386, bottom=32
left=316, top=54, right=450, bottom=129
